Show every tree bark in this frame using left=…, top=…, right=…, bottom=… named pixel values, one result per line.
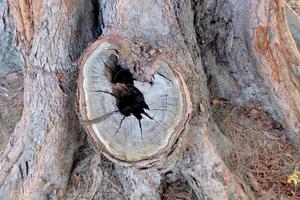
left=0, top=0, right=97, bottom=199
left=0, top=0, right=299, bottom=199
left=0, top=0, right=22, bottom=77
left=196, top=0, right=300, bottom=144
left=286, top=2, right=300, bottom=49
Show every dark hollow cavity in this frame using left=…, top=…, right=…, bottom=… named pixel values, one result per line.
left=88, top=54, right=167, bottom=137
left=97, top=54, right=160, bottom=136
left=102, top=54, right=150, bottom=121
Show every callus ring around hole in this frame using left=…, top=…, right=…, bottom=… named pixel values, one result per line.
left=78, top=38, right=191, bottom=168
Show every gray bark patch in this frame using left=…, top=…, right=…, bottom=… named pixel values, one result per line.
left=0, top=0, right=22, bottom=77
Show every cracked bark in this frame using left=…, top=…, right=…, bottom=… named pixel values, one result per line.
left=0, top=0, right=22, bottom=76
left=0, top=0, right=299, bottom=199
left=0, top=0, right=96, bottom=199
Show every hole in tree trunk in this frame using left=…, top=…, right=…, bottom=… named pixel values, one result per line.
left=77, top=37, right=192, bottom=167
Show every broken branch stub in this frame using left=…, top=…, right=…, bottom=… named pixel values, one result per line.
left=78, top=38, right=191, bottom=168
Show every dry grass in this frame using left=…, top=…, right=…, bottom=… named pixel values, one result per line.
left=66, top=146, right=102, bottom=199
left=66, top=144, right=126, bottom=200
left=212, top=102, right=300, bottom=199
left=161, top=179, right=197, bottom=200
left=66, top=99, right=300, bottom=199
left=1, top=72, right=299, bottom=199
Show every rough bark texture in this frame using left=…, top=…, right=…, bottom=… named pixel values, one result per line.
left=286, top=2, right=300, bottom=49
left=196, top=0, right=300, bottom=145
left=0, top=0, right=299, bottom=199
left=0, top=0, right=22, bottom=77
left=0, top=72, right=23, bottom=152
left=0, top=0, right=97, bottom=199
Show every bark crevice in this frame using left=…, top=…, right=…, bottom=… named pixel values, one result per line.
left=92, top=0, right=103, bottom=38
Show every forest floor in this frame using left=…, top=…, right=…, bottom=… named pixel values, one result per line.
left=211, top=101, right=300, bottom=199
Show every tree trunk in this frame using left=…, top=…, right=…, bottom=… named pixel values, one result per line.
left=286, top=2, right=300, bottom=49
left=0, top=0, right=22, bottom=76
left=0, top=0, right=299, bottom=199
left=0, top=0, right=97, bottom=199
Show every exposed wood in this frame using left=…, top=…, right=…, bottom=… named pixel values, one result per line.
left=76, top=0, right=248, bottom=198
left=78, top=37, right=192, bottom=167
